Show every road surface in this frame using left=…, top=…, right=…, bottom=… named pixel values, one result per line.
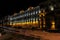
left=1, top=26, right=60, bottom=40
left=15, top=29, right=60, bottom=40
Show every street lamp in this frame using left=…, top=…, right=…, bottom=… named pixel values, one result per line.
left=49, top=5, right=54, bottom=11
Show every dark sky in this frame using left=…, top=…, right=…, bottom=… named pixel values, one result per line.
left=0, top=0, right=47, bottom=19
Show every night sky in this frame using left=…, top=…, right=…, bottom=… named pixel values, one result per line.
left=0, top=0, right=47, bottom=19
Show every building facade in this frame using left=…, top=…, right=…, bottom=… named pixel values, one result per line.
left=4, top=1, right=60, bottom=30
left=9, top=6, right=43, bottom=28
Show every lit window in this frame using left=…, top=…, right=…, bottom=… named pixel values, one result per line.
left=39, top=10, right=41, bottom=13
left=25, top=14, right=26, bottom=16
left=36, top=18, right=38, bottom=21
left=31, top=13, right=32, bottom=15
left=29, top=13, right=30, bottom=15
left=33, top=18, right=35, bottom=21
left=29, top=18, right=30, bottom=22
left=20, top=15, right=23, bottom=17
left=27, top=19, right=28, bottom=22
left=24, top=14, right=25, bottom=16
left=36, top=11, right=38, bottom=14
left=31, top=18, right=32, bottom=21
left=26, top=13, right=28, bottom=16
left=33, top=11, right=35, bottom=15
left=10, top=18, right=13, bottom=20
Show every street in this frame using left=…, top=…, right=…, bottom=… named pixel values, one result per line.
left=0, top=26, right=60, bottom=40
left=15, top=29, right=60, bottom=40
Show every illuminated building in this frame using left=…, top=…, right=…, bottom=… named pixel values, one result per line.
left=9, top=6, right=42, bottom=28
left=7, top=6, right=47, bottom=29
left=4, top=0, right=60, bottom=30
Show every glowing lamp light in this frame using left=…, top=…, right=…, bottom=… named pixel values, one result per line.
left=51, top=21, right=55, bottom=30
left=49, top=5, right=54, bottom=11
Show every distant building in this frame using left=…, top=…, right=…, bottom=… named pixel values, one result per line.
left=9, top=6, right=41, bottom=28
left=4, top=0, right=60, bottom=30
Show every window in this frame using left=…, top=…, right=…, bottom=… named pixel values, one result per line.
left=10, top=18, right=13, bottom=20
left=29, top=13, right=30, bottom=16
left=31, top=12, right=32, bottom=15
left=24, top=14, right=25, bottom=16
left=26, top=13, right=28, bottom=16
left=33, top=18, right=35, bottom=21
left=35, top=18, right=38, bottom=21
left=32, top=11, right=35, bottom=15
